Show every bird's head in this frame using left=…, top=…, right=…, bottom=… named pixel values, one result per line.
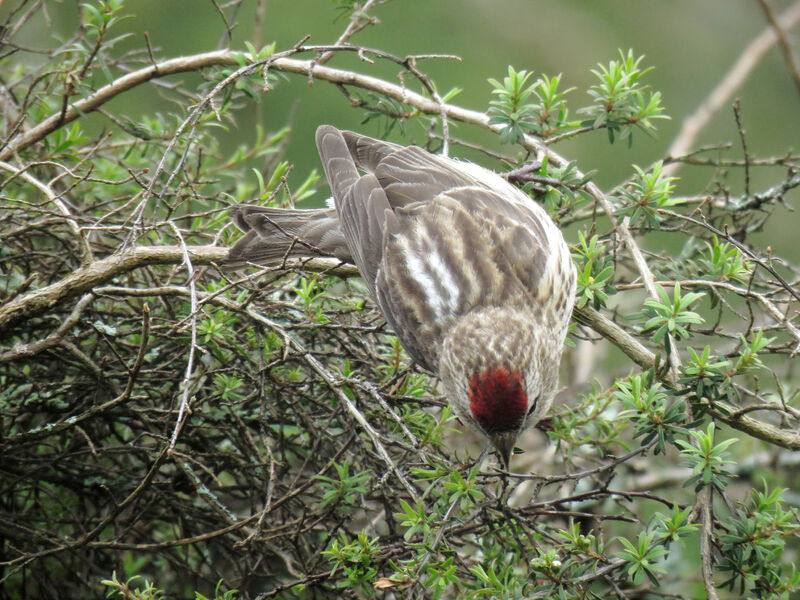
left=466, top=365, right=533, bottom=468
left=438, top=307, right=565, bottom=468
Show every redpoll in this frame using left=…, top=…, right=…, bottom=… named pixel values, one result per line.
left=226, top=126, right=576, bottom=467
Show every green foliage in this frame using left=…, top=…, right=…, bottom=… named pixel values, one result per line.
left=408, top=404, right=455, bottom=448
left=322, top=531, right=381, bottom=591
left=580, top=49, right=669, bottom=144
left=640, top=282, right=705, bottom=343
left=678, top=331, right=774, bottom=420
left=571, top=232, right=616, bottom=309
left=531, top=73, right=576, bottom=137
left=675, top=422, right=738, bottom=492
left=616, top=160, right=681, bottom=229
left=548, top=382, right=627, bottom=460
left=396, top=498, right=433, bottom=542
left=615, top=531, right=668, bottom=586
left=101, top=572, right=164, bottom=600
left=293, top=275, right=329, bottom=321
left=469, top=563, right=520, bottom=598
left=213, top=373, right=244, bottom=401
left=679, top=345, right=735, bottom=417
left=82, top=0, right=129, bottom=37
left=699, top=235, right=753, bottom=284
left=489, top=50, right=667, bottom=146
left=615, top=373, right=687, bottom=454
left=735, top=329, right=774, bottom=373
left=487, top=66, right=577, bottom=143
left=653, top=504, right=699, bottom=546
left=313, top=459, right=371, bottom=512
left=442, top=463, right=484, bottom=511
left=424, top=556, right=458, bottom=600
left=488, top=66, right=540, bottom=144
left=249, top=157, right=320, bottom=205
left=557, top=520, right=598, bottom=555
left=718, top=483, right=800, bottom=597
left=102, top=572, right=239, bottom=600
left=45, top=122, right=89, bottom=158
left=536, top=158, right=595, bottom=216
left=241, top=41, right=277, bottom=64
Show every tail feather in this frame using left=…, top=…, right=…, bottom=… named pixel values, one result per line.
left=226, top=126, right=403, bottom=271
left=224, top=205, right=350, bottom=269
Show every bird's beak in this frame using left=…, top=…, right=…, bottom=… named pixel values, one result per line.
left=490, top=431, right=518, bottom=470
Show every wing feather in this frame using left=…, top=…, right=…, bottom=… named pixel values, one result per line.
left=316, top=126, right=392, bottom=295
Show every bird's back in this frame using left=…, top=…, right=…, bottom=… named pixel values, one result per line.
left=316, top=127, right=575, bottom=372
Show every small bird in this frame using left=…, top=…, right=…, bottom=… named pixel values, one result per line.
left=226, top=125, right=576, bottom=468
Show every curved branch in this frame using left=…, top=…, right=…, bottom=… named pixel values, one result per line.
left=0, top=246, right=352, bottom=335
left=0, top=51, right=235, bottom=161
left=573, top=303, right=799, bottom=451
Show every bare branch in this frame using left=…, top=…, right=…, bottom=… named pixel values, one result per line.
left=0, top=159, right=92, bottom=264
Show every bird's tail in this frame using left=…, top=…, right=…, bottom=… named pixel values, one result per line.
left=224, top=204, right=350, bottom=269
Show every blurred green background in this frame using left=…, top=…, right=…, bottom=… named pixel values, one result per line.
left=7, top=0, right=800, bottom=250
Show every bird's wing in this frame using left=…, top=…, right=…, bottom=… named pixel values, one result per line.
left=342, top=131, right=487, bottom=208
left=315, top=126, right=394, bottom=296
left=339, top=130, right=564, bottom=300
left=375, top=186, right=566, bottom=371
left=340, top=131, right=559, bottom=247
left=436, top=186, right=560, bottom=304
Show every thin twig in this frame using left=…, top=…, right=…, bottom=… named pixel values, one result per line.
left=316, top=0, right=380, bottom=66
left=167, top=223, right=199, bottom=453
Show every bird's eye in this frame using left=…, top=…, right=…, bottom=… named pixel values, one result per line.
left=527, top=396, right=540, bottom=416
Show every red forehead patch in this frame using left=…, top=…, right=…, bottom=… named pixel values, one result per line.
left=467, top=367, right=528, bottom=432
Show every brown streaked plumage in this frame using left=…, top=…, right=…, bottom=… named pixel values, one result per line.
left=226, top=125, right=576, bottom=467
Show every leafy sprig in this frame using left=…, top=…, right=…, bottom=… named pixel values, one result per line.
left=699, top=234, right=753, bottom=285
left=488, top=67, right=540, bottom=145
left=580, top=49, right=669, bottom=144
left=718, top=482, right=800, bottom=596
left=615, top=374, right=687, bottom=454
left=572, top=232, right=616, bottom=309
left=675, top=421, right=738, bottom=492
left=616, top=531, right=667, bottom=586
left=616, top=161, right=681, bottom=230
left=313, top=459, right=371, bottom=513
left=641, top=282, right=705, bottom=343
